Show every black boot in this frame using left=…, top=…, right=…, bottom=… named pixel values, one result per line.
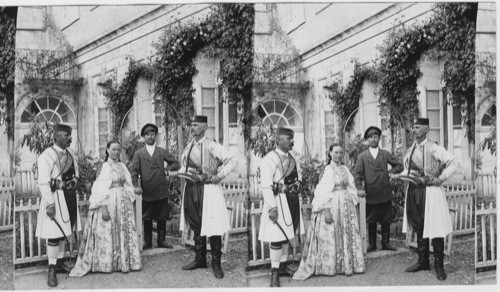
left=367, top=223, right=377, bottom=252
left=405, top=234, right=430, bottom=272
left=47, top=264, right=57, bottom=287
left=55, top=258, right=72, bottom=274
left=432, top=238, right=447, bottom=281
left=157, top=220, right=173, bottom=248
left=209, top=236, right=224, bottom=279
left=182, top=235, right=207, bottom=270
left=381, top=223, right=398, bottom=251
left=278, top=262, right=294, bottom=277
left=270, top=268, right=280, bottom=287
left=144, top=220, right=153, bottom=249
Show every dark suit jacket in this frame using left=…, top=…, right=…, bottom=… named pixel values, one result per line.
left=129, top=146, right=180, bottom=202
left=353, top=148, right=403, bottom=204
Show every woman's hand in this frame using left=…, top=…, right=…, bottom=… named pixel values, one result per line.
left=324, top=208, right=333, bottom=224
left=102, top=206, right=111, bottom=221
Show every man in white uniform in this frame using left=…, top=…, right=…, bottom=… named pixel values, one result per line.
left=36, top=124, right=81, bottom=287
left=178, top=115, right=237, bottom=279
left=398, top=118, right=461, bottom=281
left=259, top=127, right=304, bottom=287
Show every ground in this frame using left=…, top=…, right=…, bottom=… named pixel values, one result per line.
left=247, top=236, right=475, bottom=287
left=14, top=235, right=247, bottom=290
left=0, top=231, right=14, bottom=290
left=14, top=234, right=477, bottom=289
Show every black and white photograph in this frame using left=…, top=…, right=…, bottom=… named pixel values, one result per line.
left=0, top=1, right=497, bottom=291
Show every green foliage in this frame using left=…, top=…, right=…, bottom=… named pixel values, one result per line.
left=76, top=154, right=103, bottom=199
left=378, top=3, right=477, bottom=140
left=0, top=8, right=16, bottom=140
left=327, top=61, right=378, bottom=132
left=249, top=121, right=276, bottom=158
left=479, top=114, right=496, bottom=156
left=102, top=60, right=155, bottom=136
left=299, top=156, right=326, bottom=200
left=17, top=120, right=54, bottom=156
left=153, top=4, right=254, bottom=139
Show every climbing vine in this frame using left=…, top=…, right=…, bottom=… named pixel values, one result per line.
left=377, top=2, right=477, bottom=140
left=102, top=60, right=155, bottom=136
left=327, top=61, right=378, bottom=132
left=0, top=8, right=16, bottom=140
left=153, top=4, right=254, bottom=140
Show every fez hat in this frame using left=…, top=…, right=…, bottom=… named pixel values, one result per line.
left=413, top=118, right=430, bottom=126
left=364, top=126, right=382, bottom=139
left=276, top=127, right=294, bottom=136
left=192, top=115, right=208, bottom=123
left=141, top=123, right=158, bottom=136
left=53, top=123, right=72, bottom=134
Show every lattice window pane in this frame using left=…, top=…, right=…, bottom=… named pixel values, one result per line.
left=201, top=88, right=216, bottom=107
left=202, top=108, right=215, bottom=126
left=427, top=111, right=440, bottom=128
left=426, top=90, right=440, bottom=108
left=429, top=130, right=440, bottom=143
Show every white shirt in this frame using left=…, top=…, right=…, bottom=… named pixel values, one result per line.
left=369, top=147, right=379, bottom=160
left=146, top=144, right=156, bottom=157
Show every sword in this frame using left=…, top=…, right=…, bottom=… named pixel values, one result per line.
left=51, top=217, right=74, bottom=278
left=273, top=220, right=296, bottom=281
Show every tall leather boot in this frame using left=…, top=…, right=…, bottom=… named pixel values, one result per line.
left=432, top=238, right=447, bottom=281
left=405, top=233, right=430, bottom=272
left=209, top=236, right=224, bottom=279
left=47, top=264, right=57, bottom=287
left=144, top=220, right=153, bottom=249
left=270, top=268, right=280, bottom=287
left=157, top=220, right=173, bottom=248
left=55, top=258, right=72, bottom=274
left=278, top=262, right=294, bottom=277
left=367, top=223, right=377, bottom=252
left=182, top=235, right=207, bottom=270
left=381, top=223, right=398, bottom=251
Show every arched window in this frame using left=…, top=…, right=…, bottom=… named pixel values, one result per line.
left=481, top=104, right=496, bottom=126
left=254, top=100, right=302, bottom=129
left=20, top=96, right=76, bottom=124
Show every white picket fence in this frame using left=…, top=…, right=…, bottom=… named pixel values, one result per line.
left=0, top=177, right=15, bottom=232
left=476, top=173, right=497, bottom=197
left=14, top=169, right=38, bottom=196
left=476, top=201, right=497, bottom=269
left=248, top=195, right=367, bottom=267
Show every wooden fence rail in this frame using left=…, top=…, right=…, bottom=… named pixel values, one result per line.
left=476, top=202, right=497, bottom=269
left=476, top=173, right=497, bottom=197
left=0, top=178, right=14, bottom=232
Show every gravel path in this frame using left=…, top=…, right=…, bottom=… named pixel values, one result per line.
left=14, top=237, right=247, bottom=290
left=0, top=232, right=14, bottom=290
left=247, top=238, right=475, bottom=287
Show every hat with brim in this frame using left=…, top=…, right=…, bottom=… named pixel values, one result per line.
left=53, top=123, right=72, bottom=134
left=141, top=123, right=158, bottom=136
left=192, top=115, right=208, bottom=123
left=364, top=126, right=382, bottom=139
left=276, top=127, right=294, bottom=137
left=413, top=118, right=429, bottom=126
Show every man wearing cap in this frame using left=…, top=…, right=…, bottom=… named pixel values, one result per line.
left=259, top=127, right=305, bottom=287
left=36, top=123, right=81, bottom=287
left=130, top=123, right=180, bottom=249
left=177, top=115, right=237, bottom=279
left=396, top=118, right=460, bottom=281
left=353, top=126, right=403, bottom=252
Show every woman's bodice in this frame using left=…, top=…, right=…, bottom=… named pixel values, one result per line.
left=330, top=164, right=349, bottom=191
left=108, top=161, right=127, bottom=188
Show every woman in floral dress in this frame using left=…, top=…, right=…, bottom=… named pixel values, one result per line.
left=293, top=143, right=365, bottom=280
left=70, top=140, right=141, bottom=277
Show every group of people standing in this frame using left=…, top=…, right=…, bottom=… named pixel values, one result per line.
left=259, top=117, right=460, bottom=287
left=34, top=114, right=460, bottom=288
left=36, top=115, right=236, bottom=287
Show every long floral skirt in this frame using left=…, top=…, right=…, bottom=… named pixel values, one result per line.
left=292, top=190, right=365, bottom=280
left=69, top=194, right=141, bottom=277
